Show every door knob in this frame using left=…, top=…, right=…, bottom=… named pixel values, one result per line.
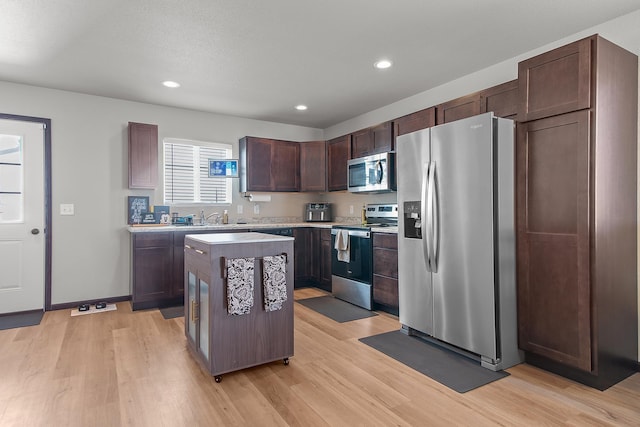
left=31, top=228, right=40, bottom=235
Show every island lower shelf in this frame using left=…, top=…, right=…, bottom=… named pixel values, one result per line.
left=184, top=232, right=295, bottom=380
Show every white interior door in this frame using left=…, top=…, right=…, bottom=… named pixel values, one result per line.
left=0, top=119, right=45, bottom=314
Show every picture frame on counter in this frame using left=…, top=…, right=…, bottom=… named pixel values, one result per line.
left=127, top=196, right=149, bottom=224
left=153, top=205, right=171, bottom=224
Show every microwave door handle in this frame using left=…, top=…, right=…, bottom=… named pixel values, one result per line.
left=421, top=161, right=432, bottom=272
left=376, top=160, right=383, bottom=184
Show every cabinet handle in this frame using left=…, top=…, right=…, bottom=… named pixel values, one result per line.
left=190, top=300, right=199, bottom=322
left=195, top=249, right=206, bottom=255
left=184, top=244, right=192, bottom=250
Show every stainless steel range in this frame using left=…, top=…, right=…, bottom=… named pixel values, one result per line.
left=331, top=203, right=398, bottom=310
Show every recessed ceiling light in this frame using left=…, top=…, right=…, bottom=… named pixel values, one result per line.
left=162, top=81, right=180, bottom=88
left=374, top=59, right=392, bottom=69
left=295, top=104, right=308, bottom=111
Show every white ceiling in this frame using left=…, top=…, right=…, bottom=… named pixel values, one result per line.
left=2, top=0, right=640, bottom=129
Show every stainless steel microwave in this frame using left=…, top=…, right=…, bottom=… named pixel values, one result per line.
left=347, top=152, right=396, bottom=193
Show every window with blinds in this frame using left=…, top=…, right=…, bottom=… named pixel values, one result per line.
left=163, top=139, right=233, bottom=204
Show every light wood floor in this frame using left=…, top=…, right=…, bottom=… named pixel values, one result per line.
left=1, top=287, right=639, bottom=426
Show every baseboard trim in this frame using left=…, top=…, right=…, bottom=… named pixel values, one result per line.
left=0, top=308, right=43, bottom=318
left=51, top=295, right=131, bottom=311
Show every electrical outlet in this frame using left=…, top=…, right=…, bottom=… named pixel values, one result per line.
left=349, top=205, right=354, bottom=214
left=253, top=204, right=260, bottom=215
left=60, top=204, right=74, bottom=215
left=237, top=204, right=243, bottom=214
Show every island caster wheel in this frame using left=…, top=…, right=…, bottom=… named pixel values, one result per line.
left=283, top=358, right=289, bottom=366
left=214, top=375, right=222, bottom=383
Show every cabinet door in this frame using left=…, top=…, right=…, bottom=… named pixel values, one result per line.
left=436, top=93, right=481, bottom=124
left=480, top=80, right=519, bottom=119
left=351, top=128, right=372, bottom=158
left=319, top=230, right=332, bottom=292
left=371, top=121, right=394, bottom=153
left=300, top=141, right=327, bottom=192
left=173, top=231, right=187, bottom=298
left=293, top=228, right=311, bottom=287
left=244, top=137, right=274, bottom=191
left=132, top=233, right=172, bottom=304
left=273, top=140, right=300, bottom=191
left=518, top=37, right=591, bottom=122
left=516, top=110, right=591, bottom=371
left=327, top=135, right=350, bottom=191
left=394, top=107, right=436, bottom=137
left=128, top=122, right=158, bottom=189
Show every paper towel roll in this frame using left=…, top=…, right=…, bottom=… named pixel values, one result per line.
left=248, top=194, right=271, bottom=202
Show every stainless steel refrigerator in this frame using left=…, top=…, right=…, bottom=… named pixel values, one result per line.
left=396, top=112, right=522, bottom=371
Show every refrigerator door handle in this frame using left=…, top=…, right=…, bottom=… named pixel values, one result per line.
left=421, top=161, right=432, bottom=272
left=430, top=161, right=439, bottom=273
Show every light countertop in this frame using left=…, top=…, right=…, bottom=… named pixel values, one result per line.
left=185, top=232, right=294, bottom=245
left=128, top=222, right=397, bottom=234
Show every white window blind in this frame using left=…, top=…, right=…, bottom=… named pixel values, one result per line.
left=163, top=139, right=232, bottom=204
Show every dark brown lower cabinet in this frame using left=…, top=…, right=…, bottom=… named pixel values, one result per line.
left=372, top=233, right=398, bottom=315
left=294, top=227, right=331, bottom=290
left=517, top=111, right=592, bottom=371
left=293, top=228, right=312, bottom=288
left=318, top=229, right=332, bottom=292
left=131, top=229, right=248, bottom=310
left=131, top=232, right=173, bottom=310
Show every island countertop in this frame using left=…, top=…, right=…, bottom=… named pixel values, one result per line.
left=185, top=232, right=294, bottom=245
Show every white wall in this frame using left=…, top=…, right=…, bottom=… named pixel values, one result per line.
left=0, top=82, right=322, bottom=304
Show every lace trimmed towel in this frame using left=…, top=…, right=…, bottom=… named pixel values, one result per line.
left=263, top=254, right=287, bottom=312
left=226, top=257, right=255, bottom=315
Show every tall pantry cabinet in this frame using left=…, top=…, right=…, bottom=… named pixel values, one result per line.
left=516, top=35, right=638, bottom=389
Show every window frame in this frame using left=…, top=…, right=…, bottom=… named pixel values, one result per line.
left=163, top=138, right=233, bottom=206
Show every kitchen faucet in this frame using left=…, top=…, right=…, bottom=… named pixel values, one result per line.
left=200, top=210, right=221, bottom=225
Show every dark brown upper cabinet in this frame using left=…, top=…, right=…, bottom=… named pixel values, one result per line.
left=239, top=136, right=300, bottom=192
left=327, top=134, right=350, bottom=191
left=436, top=93, right=481, bottom=124
left=128, top=122, right=158, bottom=189
left=300, top=141, right=327, bottom=192
left=394, top=107, right=436, bottom=137
left=350, top=121, right=394, bottom=158
left=480, top=80, right=519, bottom=119
left=518, top=37, right=591, bottom=122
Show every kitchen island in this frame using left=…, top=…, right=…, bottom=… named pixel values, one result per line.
left=184, top=232, right=294, bottom=381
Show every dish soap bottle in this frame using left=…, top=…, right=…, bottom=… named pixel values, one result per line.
left=222, top=209, right=229, bottom=224
left=361, top=205, right=367, bottom=225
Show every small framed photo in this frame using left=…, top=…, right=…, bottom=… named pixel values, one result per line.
left=127, top=196, right=149, bottom=224
left=208, top=159, right=239, bottom=178
left=141, top=212, right=157, bottom=224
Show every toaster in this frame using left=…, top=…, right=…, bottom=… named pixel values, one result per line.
left=305, top=203, right=332, bottom=222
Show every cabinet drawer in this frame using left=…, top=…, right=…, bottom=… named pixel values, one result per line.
left=373, top=233, right=397, bottom=249
left=373, top=274, right=398, bottom=309
left=373, top=247, right=398, bottom=278
left=134, top=232, right=171, bottom=248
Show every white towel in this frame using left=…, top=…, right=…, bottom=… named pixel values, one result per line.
left=262, top=255, right=287, bottom=312
left=334, top=229, right=350, bottom=263
left=226, top=257, right=255, bottom=315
